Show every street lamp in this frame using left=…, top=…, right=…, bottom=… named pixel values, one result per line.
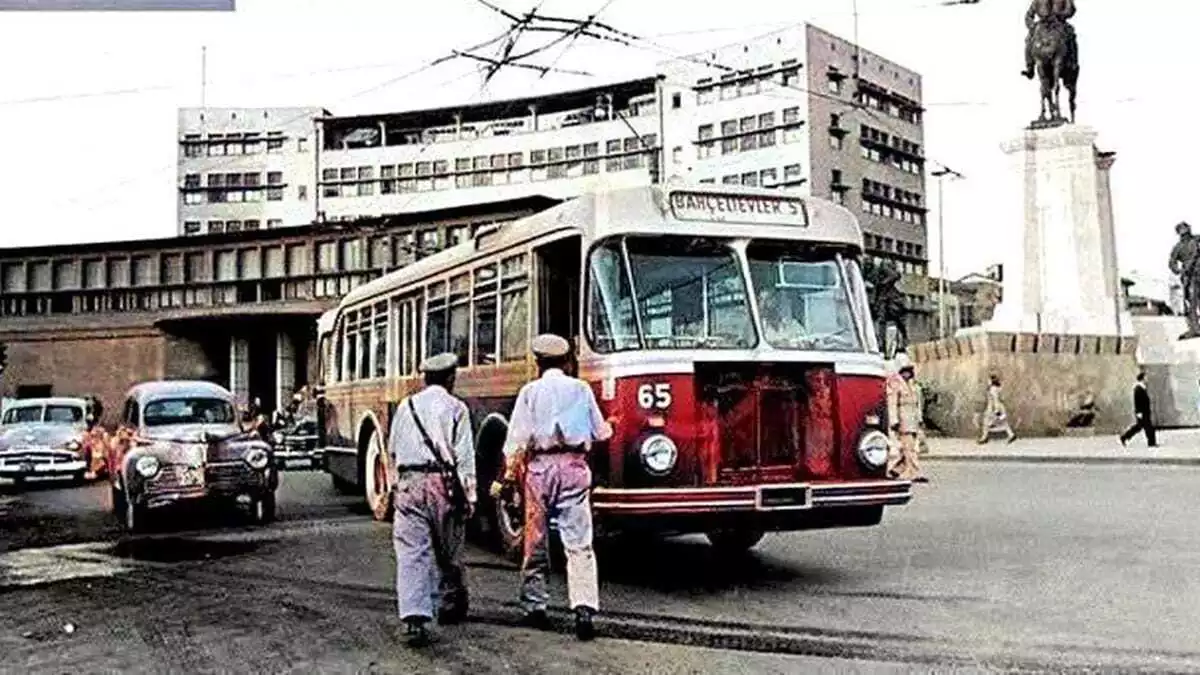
left=931, top=165, right=965, bottom=339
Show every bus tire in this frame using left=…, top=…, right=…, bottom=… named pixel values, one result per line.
left=472, top=415, right=513, bottom=552
left=361, top=423, right=392, bottom=522
left=706, top=529, right=765, bottom=555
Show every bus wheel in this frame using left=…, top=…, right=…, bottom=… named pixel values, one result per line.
left=494, top=489, right=524, bottom=563
left=706, top=529, right=765, bottom=555
left=363, top=426, right=392, bottom=521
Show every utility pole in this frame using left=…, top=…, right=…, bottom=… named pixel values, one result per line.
left=931, top=165, right=964, bottom=339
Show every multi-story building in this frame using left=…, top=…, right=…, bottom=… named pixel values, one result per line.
left=659, top=24, right=929, bottom=340
left=172, top=25, right=930, bottom=337
left=315, top=78, right=662, bottom=223
left=177, top=106, right=328, bottom=237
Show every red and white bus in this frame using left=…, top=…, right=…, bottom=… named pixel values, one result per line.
left=314, top=181, right=911, bottom=554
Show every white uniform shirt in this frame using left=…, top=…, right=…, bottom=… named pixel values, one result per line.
left=387, top=385, right=476, bottom=500
left=503, top=369, right=613, bottom=457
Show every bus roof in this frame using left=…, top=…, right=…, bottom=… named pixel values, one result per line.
left=338, top=181, right=864, bottom=311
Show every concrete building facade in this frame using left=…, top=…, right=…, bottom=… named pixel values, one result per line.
left=0, top=197, right=555, bottom=422
left=177, top=106, right=328, bottom=236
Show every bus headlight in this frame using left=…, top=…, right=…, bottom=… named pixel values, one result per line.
left=245, top=448, right=270, bottom=471
left=639, top=434, right=677, bottom=476
left=856, top=430, right=890, bottom=470
left=134, top=455, right=161, bottom=478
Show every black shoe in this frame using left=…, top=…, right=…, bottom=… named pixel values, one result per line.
left=1021, top=69, right=1034, bottom=79
left=403, top=619, right=433, bottom=648
left=574, top=607, right=596, bottom=642
left=1119, top=436, right=1127, bottom=447
left=912, top=476, right=930, bottom=484
left=522, top=609, right=551, bottom=631
left=438, top=607, right=467, bottom=626
left=438, top=595, right=468, bottom=626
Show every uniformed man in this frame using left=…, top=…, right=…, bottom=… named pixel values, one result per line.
left=492, top=334, right=612, bottom=641
left=886, top=354, right=928, bottom=483
left=388, top=352, right=476, bottom=647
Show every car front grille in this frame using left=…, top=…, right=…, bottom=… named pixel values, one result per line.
left=205, top=461, right=257, bottom=491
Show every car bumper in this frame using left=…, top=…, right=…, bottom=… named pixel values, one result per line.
left=273, top=447, right=322, bottom=469
left=591, top=479, right=912, bottom=532
left=0, top=458, right=87, bottom=479
left=132, top=462, right=273, bottom=508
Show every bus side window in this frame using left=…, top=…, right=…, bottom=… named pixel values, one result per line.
left=500, top=253, right=530, bottom=361
left=535, top=236, right=582, bottom=343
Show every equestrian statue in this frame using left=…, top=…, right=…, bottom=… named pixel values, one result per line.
left=1021, top=0, right=1079, bottom=127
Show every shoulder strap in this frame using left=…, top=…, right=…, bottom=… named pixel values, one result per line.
left=407, top=397, right=456, bottom=470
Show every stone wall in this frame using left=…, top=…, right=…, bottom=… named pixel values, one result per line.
left=909, top=332, right=1138, bottom=437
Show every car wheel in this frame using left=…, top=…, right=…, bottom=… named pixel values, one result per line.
left=11, top=476, right=25, bottom=491
left=71, top=471, right=86, bottom=486
left=331, top=474, right=358, bottom=496
left=124, top=497, right=148, bottom=534
left=705, top=529, right=765, bottom=555
left=363, top=427, right=392, bottom=521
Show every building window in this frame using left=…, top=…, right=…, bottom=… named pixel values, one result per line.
left=267, top=188, right=284, bottom=201
left=184, top=174, right=201, bottom=188
left=183, top=221, right=201, bottom=235
left=267, top=172, right=283, bottom=185
left=208, top=220, right=224, bottom=234
left=671, top=92, right=682, bottom=109
left=268, top=219, right=283, bottom=229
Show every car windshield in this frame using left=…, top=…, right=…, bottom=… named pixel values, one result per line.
left=746, top=242, right=864, bottom=352
left=1, top=405, right=83, bottom=424
left=587, top=236, right=756, bottom=350
left=143, top=398, right=235, bottom=426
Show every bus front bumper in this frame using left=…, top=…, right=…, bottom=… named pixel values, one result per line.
left=590, top=480, right=912, bottom=533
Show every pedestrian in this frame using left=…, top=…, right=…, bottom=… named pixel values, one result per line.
left=491, top=333, right=612, bottom=641
left=388, top=352, right=476, bottom=647
left=977, top=375, right=1017, bottom=444
left=1119, top=372, right=1158, bottom=448
left=886, top=354, right=928, bottom=483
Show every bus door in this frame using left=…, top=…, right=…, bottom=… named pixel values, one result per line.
left=535, top=236, right=582, bottom=344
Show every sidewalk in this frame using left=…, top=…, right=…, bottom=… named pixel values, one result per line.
left=923, top=428, right=1200, bottom=466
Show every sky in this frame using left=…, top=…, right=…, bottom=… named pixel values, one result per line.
left=0, top=0, right=1190, bottom=298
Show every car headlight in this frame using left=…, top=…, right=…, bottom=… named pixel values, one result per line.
left=64, top=440, right=81, bottom=451
left=856, top=430, right=890, bottom=470
left=271, top=432, right=284, bottom=444
left=639, top=434, right=678, bottom=476
left=134, top=455, right=161, bottom=478
left=245, top=448, right=269, bottom=470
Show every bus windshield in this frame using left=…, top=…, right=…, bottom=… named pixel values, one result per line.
left=587, top=235, right=868, bottom=353
left=746, top=242, right=863, bottom=352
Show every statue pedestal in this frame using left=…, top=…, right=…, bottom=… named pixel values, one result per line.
left=1132, top=316, right=1200, bottom=427
left=980, top=124, right=1135, bottom=337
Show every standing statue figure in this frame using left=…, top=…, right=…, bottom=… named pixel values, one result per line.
left=1168, top=221, right=1200, bottom=340
left=1021, top=0, right=1080, bottom=126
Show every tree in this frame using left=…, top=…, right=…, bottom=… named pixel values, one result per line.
left=860, top=259, right=908, bottom=348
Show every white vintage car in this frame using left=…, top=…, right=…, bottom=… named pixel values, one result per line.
left=0, top=397, right=98, bottom=486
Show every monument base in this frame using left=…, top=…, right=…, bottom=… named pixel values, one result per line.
left=909, top=332, right=1138, bottom=438
left=1132, top=316, right=1200, bottom=427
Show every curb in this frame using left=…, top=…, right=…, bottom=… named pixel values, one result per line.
left=924, top=454, right=1200, bottom=467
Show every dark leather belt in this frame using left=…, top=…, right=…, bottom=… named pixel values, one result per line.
left=531, top=444, right=586, bottom=456
left=396, top=464, right=441, bottom=474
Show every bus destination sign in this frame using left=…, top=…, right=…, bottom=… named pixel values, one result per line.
left=668, top=191, right=808, bottom=226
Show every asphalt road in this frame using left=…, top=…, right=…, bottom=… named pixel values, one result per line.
left=3, top=464, right=1199, bottom=673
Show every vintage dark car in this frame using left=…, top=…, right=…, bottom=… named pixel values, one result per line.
left=0, top=397, right=104, bottom=486
left=107, top=381, right=279, bottom=532
left=271, top=414, right=321, bottom=470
